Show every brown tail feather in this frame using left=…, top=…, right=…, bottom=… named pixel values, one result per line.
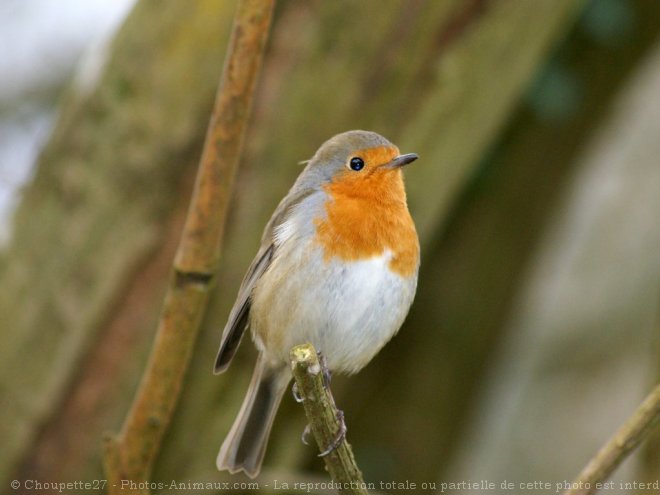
left=217, top=354, right=291, bottom=478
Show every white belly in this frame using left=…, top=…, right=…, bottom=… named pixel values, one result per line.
left=250, top=239, right=417, bottom=374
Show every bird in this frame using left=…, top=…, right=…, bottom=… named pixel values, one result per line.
left=214, top=130, right=420, bottom=478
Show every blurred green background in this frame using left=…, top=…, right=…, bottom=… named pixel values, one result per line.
left=1, top=0, right=658, bottom=493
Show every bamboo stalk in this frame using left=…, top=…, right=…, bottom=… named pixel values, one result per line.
left=290, top=343, right=369, bottom=495
left=563, top=383, right=660, bottom=495
left=103, top=1, right=275, bottom=492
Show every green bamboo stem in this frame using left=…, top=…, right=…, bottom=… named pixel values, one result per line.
left=290, top=343, right=369, bottom=495
left=102, top=1, right=274, bottom=492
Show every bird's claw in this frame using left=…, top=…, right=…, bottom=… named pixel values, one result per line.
left=292, top=382, right=304, bottom=403
left=317, top=350, right=332, bottom=389
left=318, top=409, right=347, bottom=457
left=301, top=424, right=312, bottom=445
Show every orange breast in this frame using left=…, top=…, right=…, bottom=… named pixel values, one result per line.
left=314, top=148, right=419, bottom=277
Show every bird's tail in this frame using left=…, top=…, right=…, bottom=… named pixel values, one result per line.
left=217, top=353, right=291, bottom=478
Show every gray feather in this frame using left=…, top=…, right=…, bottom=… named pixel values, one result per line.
left=214, top=181, right=316, bottom=374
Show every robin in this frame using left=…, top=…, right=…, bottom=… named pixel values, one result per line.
left=214, top=130, right=420, bottom=478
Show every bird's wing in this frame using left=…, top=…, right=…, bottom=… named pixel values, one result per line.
left=214, top=185, right=315, bottom=374
left=214, top=242, right=274, bottom=373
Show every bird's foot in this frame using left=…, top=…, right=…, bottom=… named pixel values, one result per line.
left=318, top=409, right=346, bottom=457
left=316, top=350, right=332, bottom=389
left=292, top=382, right=304, bottom=403
left=301, top=423, right=312, bottom=445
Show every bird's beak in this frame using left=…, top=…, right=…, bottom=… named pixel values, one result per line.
left=385, top=153, right=419, bottom=169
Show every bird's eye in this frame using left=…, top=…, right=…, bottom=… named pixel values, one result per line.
left=349, top=157, right=364, bottom=171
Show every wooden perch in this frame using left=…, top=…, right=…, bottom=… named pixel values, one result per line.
left=564, top=383, right=660, bottom=495
left=102, top=0, right=274, bottom=492
left=290, top=343, right=369, bottom=495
